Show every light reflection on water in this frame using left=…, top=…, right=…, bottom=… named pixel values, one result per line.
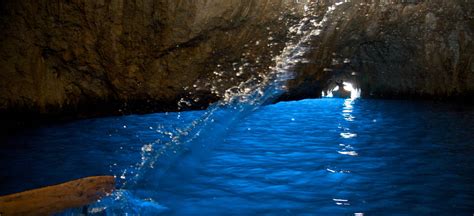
left=2, top=98, right=473, bottom=215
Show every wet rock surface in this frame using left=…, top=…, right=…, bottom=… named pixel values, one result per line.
left=0, top=0, right=472, bottom=120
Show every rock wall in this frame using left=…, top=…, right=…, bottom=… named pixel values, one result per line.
left=0, top=0, right=472, bottom=120
left=282, top=0, right=474, bottom=101
left=0, top=0, right=308, bottom=118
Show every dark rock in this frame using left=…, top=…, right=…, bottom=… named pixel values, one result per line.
left=0, top=0, right=472, bottom=121
left=0, top=0, right=307, bottom=118
left=283, top=0, right=474, bottom=102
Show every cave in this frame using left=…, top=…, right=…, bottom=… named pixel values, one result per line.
left=0, top=0, right=473, bottom=215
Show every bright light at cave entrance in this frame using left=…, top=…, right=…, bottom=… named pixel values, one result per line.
left=342, top=82, right=354, bottom=91
left=343, top=82, right=361, bottom=99
left=322, top=82, right=361, bottom=99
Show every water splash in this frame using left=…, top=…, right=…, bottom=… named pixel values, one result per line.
left=139, top=0, right=345, bottom=182
left=94, top=1, right=350, bottom=213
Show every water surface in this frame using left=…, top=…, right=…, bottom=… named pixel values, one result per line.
left=1, top=98, right=473, bottom=215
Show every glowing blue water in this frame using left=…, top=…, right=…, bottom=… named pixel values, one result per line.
left=1, top=98, right=473, bottom=215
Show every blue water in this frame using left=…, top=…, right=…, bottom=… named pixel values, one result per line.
left=1, top=98, right=473, bottom=215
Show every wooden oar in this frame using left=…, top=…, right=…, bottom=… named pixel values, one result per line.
left=0, top=176, right=115, bottom=216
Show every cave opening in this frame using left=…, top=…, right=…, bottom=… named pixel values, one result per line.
left=322, top=81, right=361, bottom=99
